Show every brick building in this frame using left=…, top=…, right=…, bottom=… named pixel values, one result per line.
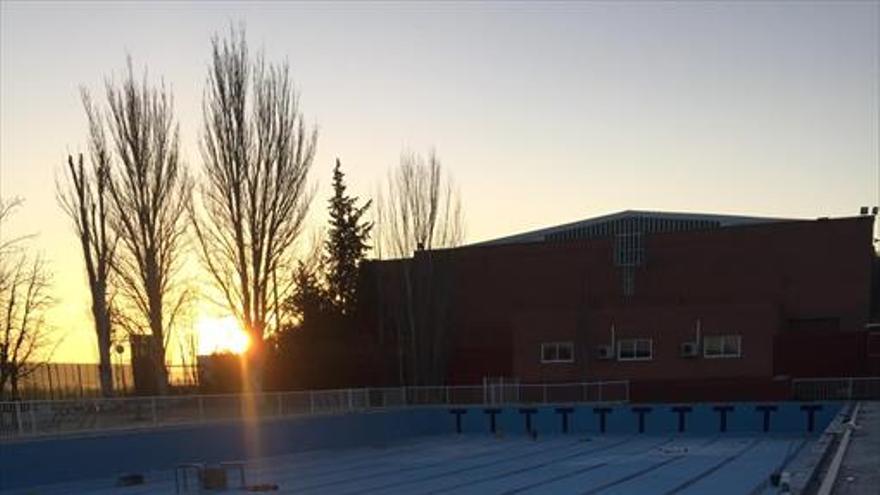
left=362, top=211, right=879, bottom=399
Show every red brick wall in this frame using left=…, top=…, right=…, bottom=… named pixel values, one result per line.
left=366, top=215, right=875, bottom=387
left=774, top=330, right=880, bottom=377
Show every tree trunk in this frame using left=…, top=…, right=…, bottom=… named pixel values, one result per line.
left=0, top=373, right=8, bottom=401
left=245, top=331, right=265, bottom=393
left=147, top=263, right=169, bottom=395
left=150, top=316, right=169, bottom=396
left=154, top=342, right=168, bottom=395
left=93, top=292, right=114, bottom=397
left=10, top=373, right=19, bottom=401
left=403, top=263, right=418, bottom=385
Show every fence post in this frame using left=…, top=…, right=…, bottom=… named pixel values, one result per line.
left=542, top=384, right=547, bottom=404
left=151, top=397, right=158, bottom=425
left=403, top=386, right=408, bottom=406
left=598, top=382, right=603, bottom=403
left=29, top=402, right=37, bottom=434
left=198, top=396, right=205, bottom=422
left=348, top=389, right=354, bottom=411
left=77, top=365, right=84, bottom=398
left=445, top=386, right=450, bottom=405
left=277, top=393, right=283, bottom=417
left=309, top=390, right=314, bottom=414
left=14, top=401, right=24, bottom=436
left=847, top=378, right=854, bottom=400
left=47, top=365, right=55, bottom=400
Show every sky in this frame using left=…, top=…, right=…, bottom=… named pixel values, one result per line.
left=1, top=1, right=878, bottom=363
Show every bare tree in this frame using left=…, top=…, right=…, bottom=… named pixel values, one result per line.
left=375, top=150, right=464, bottom=385
left=98, top=61, right=192, bottom=395
left=0, top=200, right=54, bottom=400
left=376, top=150, right=463, bottom=259
left=56, top=93, right=117, bottom=396
left=0, top=198, right=27, bottom=292
left=191, top=27, right=316, bottom=391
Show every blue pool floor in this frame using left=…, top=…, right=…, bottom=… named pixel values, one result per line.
left=15, top=433, right=810, bottom=494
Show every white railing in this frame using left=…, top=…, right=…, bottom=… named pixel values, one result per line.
left=791, top=377, right=880, bottom=401
left=0, top=381, right=628, bottom=440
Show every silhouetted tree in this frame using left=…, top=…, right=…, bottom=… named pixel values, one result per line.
left=57, top=95, right=117, bottom=396
left=267, top=160, right=373, bottom=390
left=375, top=150, right=463, bottom=259
left=375, top=150, right=464, bottom=385
left=97, top=60, right=192, bottom=395
left=286, top=260, right=333, bottom=332
left=324, top=159, right=372, bottom=315
left=266, top=242, right=341, bottom=390
left=0, top=198, right=26, bottom=292
left=0, top=199, right=54, bottom=400
left=191, top=27, right=316, bottom=391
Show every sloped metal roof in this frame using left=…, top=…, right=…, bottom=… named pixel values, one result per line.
left=472, top=210, right=797, bottom=247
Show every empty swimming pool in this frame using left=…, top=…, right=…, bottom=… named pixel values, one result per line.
left=0, top=402, right=842, bottom=494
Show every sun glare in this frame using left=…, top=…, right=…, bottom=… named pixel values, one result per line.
left=196, top=316, right=250, bottom=355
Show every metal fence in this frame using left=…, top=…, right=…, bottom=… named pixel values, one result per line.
left=7, top=363, right=199, bottom=400
left=0, top=381, right=628, bottom=440
left=791, top=377, right=880, bottom=401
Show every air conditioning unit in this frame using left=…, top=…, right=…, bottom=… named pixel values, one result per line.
left=596, top=345, right=614, bottom=360
left=680, top=341, right=699, bottom=358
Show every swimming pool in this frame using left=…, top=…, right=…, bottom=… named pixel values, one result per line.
left=0, top=402, right=842, bottom=494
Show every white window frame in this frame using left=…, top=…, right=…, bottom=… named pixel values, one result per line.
left=540, top=342, right=574, bottom=363
left=617, top=338, right=653, bottom=361
left=703, top=335, right=742, bottom=359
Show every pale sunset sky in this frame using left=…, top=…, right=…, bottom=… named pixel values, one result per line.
left=1, top=1, right=878, bottom=363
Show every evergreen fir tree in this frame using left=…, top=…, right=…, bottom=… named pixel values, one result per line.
left=287, top=260, right=330, bottom=327
left=323, top=159, right=373, bottom=315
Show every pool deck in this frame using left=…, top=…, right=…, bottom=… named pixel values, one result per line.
left=16, top=433, right=812, bottom=494
left=832, top=401, right=880, bottom=495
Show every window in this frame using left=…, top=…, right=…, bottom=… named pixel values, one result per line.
left=614, top=232, right=644, bottom=267
left=540, top=342, right=574, bottom=363
left=617, top=338, right=653, bottom=361
left=703, top=335, right=742, bottom=358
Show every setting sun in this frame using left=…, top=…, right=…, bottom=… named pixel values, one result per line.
left=196, top=316, right=250, bottom=355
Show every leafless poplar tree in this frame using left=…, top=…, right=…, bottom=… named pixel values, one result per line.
left=375, top=150, right=464, bottom=385
left=99, top=61, right=192, bottom=395
left=0, top=198, right=26, bottom=293
left=376, top=150, right=463, bottom=259
left=56, top=94, right=117, bottom=397
left=0, top=200, right=54, bottom=400
left=191, top=28, right=316, bottom=390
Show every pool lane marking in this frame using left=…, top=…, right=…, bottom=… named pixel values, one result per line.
left=205, top=436, right=456, bottom=485
left=498, top=462, right=609, bottom=494
left=660, top=437, right=764, bottom=495
left=577, top=456, right=685, bottom=495
left=270, top=434, right=484, bottom=471
left=258, top=436, right=518, bottom=487
left=238, top=435, right=504, bottom=482
left=417, top=437, right=674, bottom=495
left=340, top=436, right=643, bottom=495
left=208, top=433, right=464, bottom=477
left=502, top=435, right=724, bottom=495
left=295, top=437, right=579, bottom=493
left=776, top=437, right=808, bottom=471
left=293, top=436, right=589, bottom=493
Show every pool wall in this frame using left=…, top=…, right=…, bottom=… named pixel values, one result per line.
left=0, top=401, right=841, bottom=490
left=451, top=402, right=840, bottom=436
left=0, top=408, right=451, bottom=490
